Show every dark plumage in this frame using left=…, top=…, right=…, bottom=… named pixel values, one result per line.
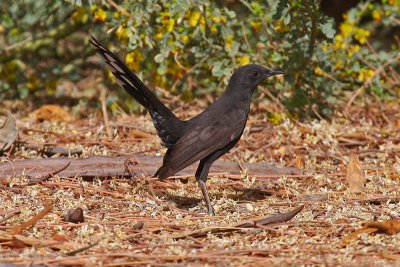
left=90, top=37, right=283, bottom=214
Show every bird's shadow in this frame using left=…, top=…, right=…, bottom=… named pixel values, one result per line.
left=227, top=189, right=274, bottom=201
left=156, top=186, right=275, bottom=211
left=157, top=191, right=202, bottom=210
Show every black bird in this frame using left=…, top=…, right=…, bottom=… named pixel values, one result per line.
left=90, top=37, right=283, bottom=214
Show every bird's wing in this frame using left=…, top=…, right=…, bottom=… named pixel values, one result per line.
left=162, top=109, right=247, bottom=175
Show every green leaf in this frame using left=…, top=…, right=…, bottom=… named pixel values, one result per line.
left=321, top=21, right=335, bottom=39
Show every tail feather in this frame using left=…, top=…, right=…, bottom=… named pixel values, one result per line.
left=90, top=36, right=184, bottom=148
left=90, top=36, right=172, bottom=116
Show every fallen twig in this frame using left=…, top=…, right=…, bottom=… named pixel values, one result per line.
left=0, top=210, right=21, bottom=224
left=100, top=88, right=112, bottom=138
left=0, top=233, right=79, bottom=250
left=65, top=238, right=101, bottom=256
left=24, top=161, right=71, bottom=186
left=9, top=202, right=55, bottom=235
left=237, top=205, right=304, bottom=228
left=171, top=205, right=304, bottom=239
left=348, top=197, right=400, bottom=204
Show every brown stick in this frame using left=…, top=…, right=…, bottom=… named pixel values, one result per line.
left=9, top=202, right=55, bottom=235
left=0, top=210, right=21, bottom=224
left=100, top=88, right=112, bottom=138
left=349, top=197, right=400, bottom=204
left=236, top=205, right=304, bottom=228
left=24, top=161, right=71, bottom=186
left=171, top=205, right=304, bottom=239
left=65, top=239, right=101, bottom=256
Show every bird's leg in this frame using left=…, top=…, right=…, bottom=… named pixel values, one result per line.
left=198, top=180, right=214, bottom=215
left=195, top=159, right=215, bottom=215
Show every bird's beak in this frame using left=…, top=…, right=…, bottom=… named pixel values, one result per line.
left=269, top=69, right=284, bottom=76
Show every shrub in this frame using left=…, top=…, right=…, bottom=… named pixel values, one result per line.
left=0, top=0, right=399, bottom=118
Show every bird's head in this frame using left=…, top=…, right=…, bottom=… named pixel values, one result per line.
left=230, top=64, right=283, bottom=90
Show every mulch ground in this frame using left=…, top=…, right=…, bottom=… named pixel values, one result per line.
left=1, top=100, right=400, bottom=266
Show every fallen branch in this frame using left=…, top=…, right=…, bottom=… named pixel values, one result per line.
left=171, top=205, right=304, bottom=239
left=0, top=155, right=302, bottom=180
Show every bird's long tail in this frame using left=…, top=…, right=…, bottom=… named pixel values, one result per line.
left=90, top=36, right=184, bottom=148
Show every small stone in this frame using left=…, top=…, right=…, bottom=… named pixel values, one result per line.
left=64, top=207, right=84, bottom=223
left=132, top=221, right=144, bottom=230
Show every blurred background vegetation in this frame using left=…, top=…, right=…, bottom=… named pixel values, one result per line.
left=0, top=0, right=399, bottom=119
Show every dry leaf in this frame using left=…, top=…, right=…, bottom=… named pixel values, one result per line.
left=33, top=104, right=75, bottom=122
left=363, top=220, right=400, bottom=235
left=0, top=111, right=18, bottom=152
left=0, top=233, right=79, bottom=250
left=382, top=250, right=400, bottom=261
left=296, top=155, right=305, bottom=168
left=9, top=203, right=54, bottom=235
left=341, top=227, right=378, bottom=245
left=346, top=153, right=365, bottom=193
left=342, top=220, right=400, bottom=245
left=338, top=132, right=367, bottom=140
left=10, top=236, right=27, bottom=248
left=52, top=234, right=70, bottom=242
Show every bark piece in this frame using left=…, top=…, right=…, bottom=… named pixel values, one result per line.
left=0, top=155, right=302, bottom=179
left=0, top=111, right=18, bottom=152
left=346, top=153, right=365, bottom=193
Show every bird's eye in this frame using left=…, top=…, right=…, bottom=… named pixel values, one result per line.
left=252, top=71, right=259, bottom=77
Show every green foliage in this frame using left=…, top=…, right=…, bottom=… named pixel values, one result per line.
left=0, top=0, right=399, bottom=118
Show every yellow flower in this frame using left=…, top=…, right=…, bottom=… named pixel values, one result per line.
left=28, top=75, right=38, bottom=92
left=354, top=28, right=370, bottom=44
left=250, top=21, right=261, bottom=33
left=314, top=67, right=324, bottom=75
left=72, top=7, right=88, bottom=24
left=358, top=69, right=375, bottom=82
left=156, top=31, right=163, bottom=40
left=180, top=35, right=189, bottom=43
left=335, top=59, right=343, bottom=70
left=225, top=35, right=234, bottom=51
left=238, top=55, right=250, bottom=66
left=268, top=112, right=283, bottom=125
left=167, top=18, right=175, bottom=33
left=274, top=19, right=290, bottom=33
left=334, top=35, right=346, bottom=49
left=107, top=70, right=116, bottom=83
left=94, top=8, right=107, bottom=22
left=211, top=16, right=221, bottom=24
left=116, top=25, right=129, bottom=44
left=347, top=45, right=360, bottom=57
left=372, top=10, right=382, bottom=21
left=211, top=25, right=218, bottom=34
left=125, top=51, right=142, bottom=72
left=339, top=22, right=354, bottom=37
left=189, top=11, right=201, bottom=27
